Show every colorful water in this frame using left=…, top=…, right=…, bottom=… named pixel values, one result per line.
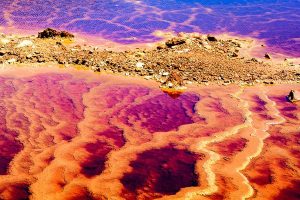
left=0, top=66, right=299, bottom=199
left=0, top=1, right=299, bottom=199
left=0, top=0, right=299, bottom=56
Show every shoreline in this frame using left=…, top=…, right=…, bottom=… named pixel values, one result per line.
left=2, top=25, right=300, bottom=60
left=0, top=29, right=299, bottom=89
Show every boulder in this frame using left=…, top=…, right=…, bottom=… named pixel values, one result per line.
left=38, top=28, right=74, bottom=38
left=287, top=90, right=300, bottom=102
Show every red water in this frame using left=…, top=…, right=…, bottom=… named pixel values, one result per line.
left=0, top=66, right=299, bottom=200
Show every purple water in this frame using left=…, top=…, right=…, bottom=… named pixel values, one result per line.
left=0, top=0, right=299, bottom=56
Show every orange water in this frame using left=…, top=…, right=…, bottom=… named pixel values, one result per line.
left=0, top=66, right=299, bottom=200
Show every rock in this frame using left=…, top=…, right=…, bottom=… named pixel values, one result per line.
left=163, top=71, right=183, bottom=87
left=147, top=69, right=154, bottom=75
left=91, top=66, right=101, bottom=72
left=6, top=58, right=16, bottom=64
left=287, top=90, right=300, bottom=102
left=264, top=53, right=271, bottom=59
left=251, top=58, right=258, bottom=62
left=229, top=52, right=238, bottom=58
left=16, top=40, right=34, bottom=48
left=162, top=72, right=169, bottom=76
left=185, top=39, right=192, bottom=45
left=165, top=38, right=186, bottom=47
left=0, top=38, right=10, bottom=45
left=175, top=48, right=190, bottom=53
left=57, top=56, right=66, bottom=64
left=166, top=82, right=174, bottom=88
left=156, top=43, right=166, bottom=50
left=284, top=58, right=292, bottom=62
left=144, top=76, right=152, bottom=80
left=0, top=51, right=6, bottom=56
left=60, top=31, right=74, bottom=38
left=37, top=57, right=46, bottom=63
left=135, top=62, right=144, bottom=71
left=135, top=52, right=145, bottom=57
left=203, top=42, right=212, bottom=50
left=207, top=34, right=218, bottom=42
left=56, top=41, right=63, bottom=46
left=263, top=80, right=274, bottom=85
left=38, top=28, right=59, bottom=38
left=38, top=28, right=74, bottom=38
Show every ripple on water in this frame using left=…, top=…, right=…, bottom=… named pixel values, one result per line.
left=0, top=68, right=299, bottom=199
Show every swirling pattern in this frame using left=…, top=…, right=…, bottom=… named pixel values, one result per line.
left=0, top=0, right=299, bottom=56
left=0, top=66, right=299, bottom=199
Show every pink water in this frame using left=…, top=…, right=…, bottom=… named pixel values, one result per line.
left=0, top=66, right=299, bottom=199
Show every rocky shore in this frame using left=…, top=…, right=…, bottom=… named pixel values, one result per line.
left=0, top=29, right=299, bottom=88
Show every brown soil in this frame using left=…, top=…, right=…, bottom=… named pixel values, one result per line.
left=0, top=30, right=299, bottom=88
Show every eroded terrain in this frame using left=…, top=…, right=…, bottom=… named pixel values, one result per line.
left=0, top=66, right=299, bottom=200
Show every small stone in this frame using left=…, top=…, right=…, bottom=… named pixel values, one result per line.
left=185, top=81, right=193, bottom=85
left=175, top=49, right=190, bottom=53
left=264, top=53, right=271, bottom=59
left=284, top=58, right=291, bottom=62
left=6, top=58, right=16, bottom=64
left=230, top=52, right=238, bottom=57
left=144, top=76, right=152, bottom=80
left=0, top=51, right=6, bottom=56
left=165, top=38, right=186, bottom=47
left=162, top=72, right=169, bottom=76
left=135, top=62, right=144, bottom=71
left=16, top=40, right=34, bottom=48
left=91, top=66, right=101, bottom=72
left=287, top=90, right=300, bottom=102
left=148, top=69, right=154, bottom=75
left=156, top=44, right=166, bottom=50
left=207, top=34, right=218, bottom=42
left=37, top=57, right=45, bottom=63
left=0, top=38, right=10, bottom=44
left=251, top=58, right=258, bottom=62
left=263, top=80, right=274, bottom=85
left=135, top=52, right=145, bottom=57
left=167, top=82, right=174, bottom=88
left=202, top=41, right=212, bottom=50
left=186, top=39, right=192, bottom=45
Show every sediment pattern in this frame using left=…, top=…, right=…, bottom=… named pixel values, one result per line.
left=0, top=66, right=299, bottom=200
